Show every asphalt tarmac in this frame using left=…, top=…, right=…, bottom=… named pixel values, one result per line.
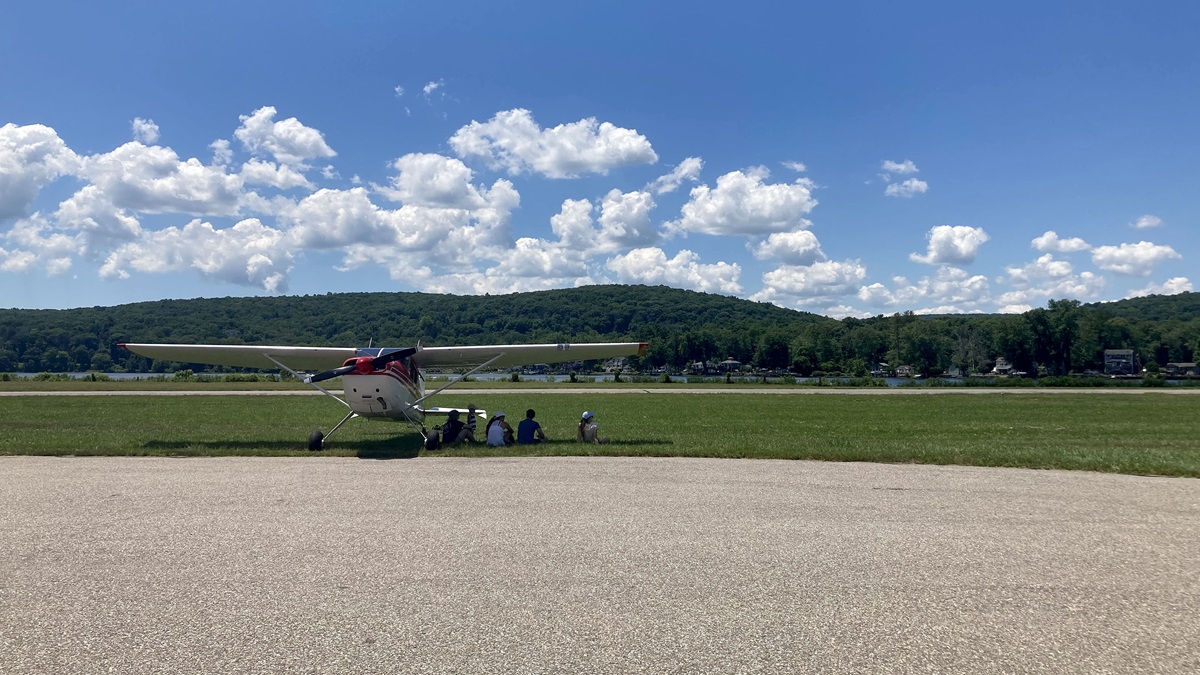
left=2, top=456, right=1197, bottom=674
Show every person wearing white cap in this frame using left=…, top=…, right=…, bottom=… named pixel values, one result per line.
left=486, top=411, right=514, bottom=446
left=577, top=410, right=610, bottom=444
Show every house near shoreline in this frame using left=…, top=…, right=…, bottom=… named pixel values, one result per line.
left=1165, top=362, right=1199, bottom=376
left=1104, top=349, right=1140, bottom=376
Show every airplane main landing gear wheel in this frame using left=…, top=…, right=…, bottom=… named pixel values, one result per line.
left=307, top=429, right=325, bottom=451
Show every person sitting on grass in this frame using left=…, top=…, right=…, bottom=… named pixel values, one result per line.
left=577, top=410, right=610, bottom=444
left=441, top=410, right=467, bottom=447
left=517, top=409, right=547, bottom=444
left=486, top=411, right=514, bottom=446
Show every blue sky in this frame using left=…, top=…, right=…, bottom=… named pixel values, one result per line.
left=2, top=1, right=1197, bottom=316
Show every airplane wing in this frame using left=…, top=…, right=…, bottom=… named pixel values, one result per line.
left=416, top=342, right=647, bottom=370
left=120, top=343, right=357, bottom=371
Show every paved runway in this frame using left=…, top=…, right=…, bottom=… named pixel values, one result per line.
left=2, top=457, right=1197, bottom=673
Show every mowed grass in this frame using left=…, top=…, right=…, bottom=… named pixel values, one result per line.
left=1, top=393, right=1197, bottom=476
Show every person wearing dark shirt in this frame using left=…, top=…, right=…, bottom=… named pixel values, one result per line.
left=517, top=408, right=546, bottom=444
left=441, top=409, right=467, bottom=446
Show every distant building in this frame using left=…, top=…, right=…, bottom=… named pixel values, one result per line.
left=1104, top=349, right=1140, bottom=375
left=1165, top=362, right=1199, bottom=376
left=895, top=365, right=915, bottom=377
left=991, top=357, right=1013, bottom=376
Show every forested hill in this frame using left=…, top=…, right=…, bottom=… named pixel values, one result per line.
left=2, top=287, right=1197, bottom=375
left=0, top=285, right=828, bottom=372
left=1085, top=292, right=1200, bottom=323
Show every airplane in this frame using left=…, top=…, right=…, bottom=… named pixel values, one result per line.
left=120, top=340, right=647, bottom=450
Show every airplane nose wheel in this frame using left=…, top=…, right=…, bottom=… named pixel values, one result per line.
left=307, top=429, right=325, bottom=451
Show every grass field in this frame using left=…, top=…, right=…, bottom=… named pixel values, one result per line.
left=2, top=391, right=1198, bottom=477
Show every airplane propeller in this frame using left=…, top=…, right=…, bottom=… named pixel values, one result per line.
left=305, top=347, right=417, bottom=384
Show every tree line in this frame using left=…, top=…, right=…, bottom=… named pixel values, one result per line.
left=1, top=286, right=1197, bottom=376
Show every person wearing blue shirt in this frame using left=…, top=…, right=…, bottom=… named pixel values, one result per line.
left=517, top=409, right=546, bottom=444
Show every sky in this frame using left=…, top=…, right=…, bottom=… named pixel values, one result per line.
left=2, top=1, right=1198, bottom=317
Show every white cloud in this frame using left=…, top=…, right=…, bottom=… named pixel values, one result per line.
left=131, top=118, right=160, bottom=144
left=998, top=253, right=1072, bottom=287
left=233, top=106, right=336, bottom=167
left=606, top=247, right=742, bottom=295
left=320, top=165, right=339, bottom=180
left=239, top=159, right=313, bottom=190
left=754, top=259, right=867, bottom=307
left=1091, top=241, right=1181, bottom=276
left=647, top=157, right=702, bottom=195
left=502, top=237, right=590, bottom=279
left=751, top=230, right=825, bottom=265
left=884, top=178, right=928, bottom=198
left=53, top=185, right=142, bottom=252
left=376, top=153, right=496, bottom=209
left=857, top=266, right=989, bottom=312
left=423, top=80, right=444, bottom=96
left=549, top=198, right=595, bottom=251
left=0, top=214, right=79, bottom=274
left=995, top=271, right=1105, bottom=307
left=668, top=167, right=817, bottom=236
left=448, top=108, right=658, bottom=178
left=0, top=123, right=81, bottom=221
left=99, top=218, right=291, bottom=292
left=1031, top=230, right=1090, bottom=253
left=909, top=225, right=989, bottom=265
left=881, top=159, right=919, bottom=175
left=1126, top=277, right=1193, bottom=298
left=596, top=189, right=658, bottom=251
left=782, top=160, right=807, bottom=172
left=1132, top=214, right=1162, bottom=229
left=209, top=139, right=233, bottom=166
left=394, top=85, right=405, bottom=97
left=76, top=142, right=244, bottom=216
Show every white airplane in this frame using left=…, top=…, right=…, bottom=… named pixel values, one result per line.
left=120, top=341, right=647, bottom=450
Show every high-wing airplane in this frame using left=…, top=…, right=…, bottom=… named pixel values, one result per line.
left=120, top=341, right=647, bottom=450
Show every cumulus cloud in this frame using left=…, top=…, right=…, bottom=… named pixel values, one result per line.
left=53, top=185, right=142, bottom=253
left=1132, top=214, right=1162, bottom=229
left=234, top=106, right=336, bottom=167
left=782, top=160, right=807, bottom=172
left=596, top=189, right=658, bottom=251
left=1, top=214, right=78, bottom=274
left=994, top=271, right=1106, bottom=308
left=99, top=218, right=291, bottom=292
left=76, top=142, right=244, bottom=216
left=881, top=159, right=919, bottom=175
left=376, top=153, right=500, bottom=209
left=423, top=80, right=444, bottom=96
left=1031, top=230, right=1090, bottom=253
left=884, top=178, right=928, bottom=198
left=1126, top=277, right=1193, bottom=298
left=752, top=259, right=867, bottom=308
left=448, top=108, right=658, bottom=178
left=209, top=139, right=233, bottom=166
left=1091, top=241, right=1181, bottom=276
left=909, top=225, right=989, bottom=265
left=131, top=118, right=160, bottom=144
left=668, top=167, right=817, bottom=237
left=857, top=266, right=989, bottom=313
left=647, top=157, right=702, bottom=195
left=998, top=253, right=1072, bottom=287
left=751, top=230, right=825, bottom=265
left=606, top=247, right=742, bottom=295
left=239, top=159, right=313, bottom=190
left=0, top=123, right=81, bottom=221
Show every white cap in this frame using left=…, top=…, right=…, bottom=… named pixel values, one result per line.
left=582, top=411, right=595, bottom=420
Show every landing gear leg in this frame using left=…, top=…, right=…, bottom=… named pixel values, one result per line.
left=308, top=410, right=357, bottom=451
